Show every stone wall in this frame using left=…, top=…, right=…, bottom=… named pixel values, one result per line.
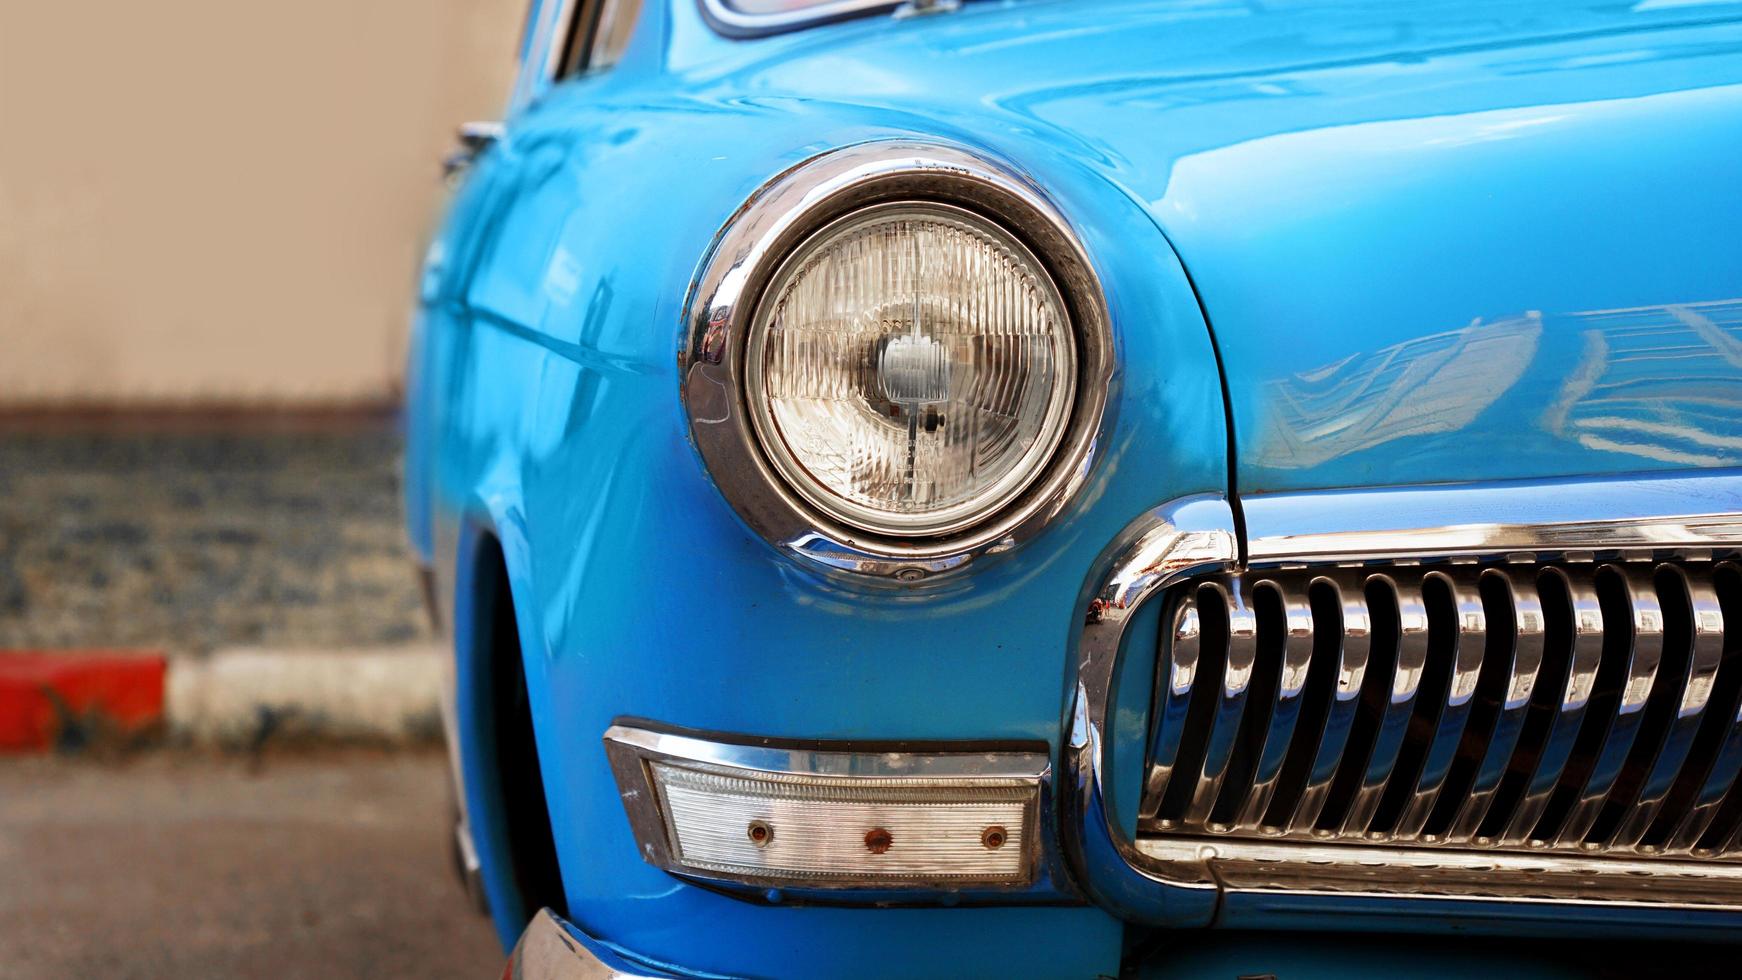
left=0, top=419, right=428, bottom=656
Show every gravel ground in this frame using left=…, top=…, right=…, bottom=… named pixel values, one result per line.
left=0, top=749, right=500, bottom=979
left=0, top=419, right=429, bottom=655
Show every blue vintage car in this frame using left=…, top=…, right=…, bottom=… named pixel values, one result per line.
left=403, top=0, right=1742, bottom=975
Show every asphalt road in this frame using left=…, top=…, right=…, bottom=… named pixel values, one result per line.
left=0, top=749, right=501, bottom=979
left=4, top=750, right=1732, bottom=979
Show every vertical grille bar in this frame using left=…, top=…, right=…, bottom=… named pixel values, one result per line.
left=1449, top=572, right=1547, bottom=840
left=1551, top=565, right=1666, bottom=846
left=1182, top=580, right=1260, bottom=825
left=1283, top=578, right=1372, bottom=833
left=1611, top=566, right=1726, bottom=848
left=1713, top=807, right=1742, bottom=855
left=1500, top=568, right=1606, bottom=844
left=1153, top=586, right=1232, bottom=825
left=1665, top=563, right=1742, bottom=852
left=1391, top=572, right=1486, bottom=838
left=1234, top=582, right=1315, bottom=828
left=1338, top=574, right=1429, bottom=836
left=1140, top=597, right=1201, bottom=821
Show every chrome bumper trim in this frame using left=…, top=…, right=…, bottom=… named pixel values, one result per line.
left=1065, top=471, right=1742, bottom=929
left=505, top=908, right=672, bottom=980
left=453, top=817, right=488, bottom=915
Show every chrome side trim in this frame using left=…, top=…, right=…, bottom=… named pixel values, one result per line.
left=680, top=140, right=1114, bottom=582
left=604, top=723, right=1071, bottom=902
left=1064, top=495, right=1240, bottom=926
left=1067, top=471, right=1742, bottom=927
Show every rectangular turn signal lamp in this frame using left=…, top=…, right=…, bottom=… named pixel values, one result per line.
left=603, top=725, right=1047, bottom=889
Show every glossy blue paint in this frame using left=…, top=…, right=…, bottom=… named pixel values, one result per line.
left=662, top=0, right=1742, bottom=494
left=401, top=0, right=1742, bottom=975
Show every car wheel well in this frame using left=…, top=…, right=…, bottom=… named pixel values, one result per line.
left=468, top=532, right=568, bottom=928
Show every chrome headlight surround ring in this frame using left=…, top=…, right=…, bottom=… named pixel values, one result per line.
left=680, top=141, right=1115, bottom=582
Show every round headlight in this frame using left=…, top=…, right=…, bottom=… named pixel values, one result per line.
left=744, top=202, right=1077, bottom=537
left=682, top=142, right=1113, bottom=579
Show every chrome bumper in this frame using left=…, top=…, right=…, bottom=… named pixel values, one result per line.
left=505, top=909, right=675, bottom=980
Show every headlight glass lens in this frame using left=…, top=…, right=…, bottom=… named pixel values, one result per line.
left=746, top=203, right=1076, bottom=536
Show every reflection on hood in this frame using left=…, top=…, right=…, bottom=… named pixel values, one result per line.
left=1254, top=299, right=1742, bottom=472
left=1256, top=313, right=1542, bottom=470
left=1544, top=299, right=1742, bottom=467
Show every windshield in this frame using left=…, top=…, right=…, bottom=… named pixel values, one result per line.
left=728, top=0, right=848, bottom=11
left=702, top=0, right=913, bottom=37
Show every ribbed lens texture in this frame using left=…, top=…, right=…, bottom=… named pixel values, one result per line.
left=653, top=761, right=1031, bottom=881
left=749, top=204, right=1075, bottom=535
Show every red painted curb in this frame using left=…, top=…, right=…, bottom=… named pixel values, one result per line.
left=0, top=650, right=167, bottom=752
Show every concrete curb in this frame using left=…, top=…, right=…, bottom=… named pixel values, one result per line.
left=167, top=645, right=446, bottom=746
left=1, top=645, right=445, bottom=752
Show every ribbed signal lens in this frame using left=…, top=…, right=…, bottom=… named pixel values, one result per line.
left=651, top=760, right=1033, bottom=883
left=745, top=203, right=1076, bottom=537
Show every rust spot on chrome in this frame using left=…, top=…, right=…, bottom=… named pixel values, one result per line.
left=864, top=827, right=893, bottom=854
left=1086, top=598, right=1109, bottom=624
left=981, top=825, right=1007, bottom=849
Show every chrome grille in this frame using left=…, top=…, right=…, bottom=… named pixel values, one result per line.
left=1139, top=560, right=1742, bottom=856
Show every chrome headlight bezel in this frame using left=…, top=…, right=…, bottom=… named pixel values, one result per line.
left=680, top=141, right=1114, bottom=581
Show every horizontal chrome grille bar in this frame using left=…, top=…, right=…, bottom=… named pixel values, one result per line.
left=1140, top=560, right=1742, bottom=858
left=1243, top=471, right=1742, bottom=566
left=1136, top=835, right=1742, bottom=910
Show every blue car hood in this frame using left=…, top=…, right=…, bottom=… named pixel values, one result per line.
left=720, top=0, right=1742, bottom=493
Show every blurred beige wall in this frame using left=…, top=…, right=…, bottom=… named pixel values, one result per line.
left=0, top=0, right=525, bottom=407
